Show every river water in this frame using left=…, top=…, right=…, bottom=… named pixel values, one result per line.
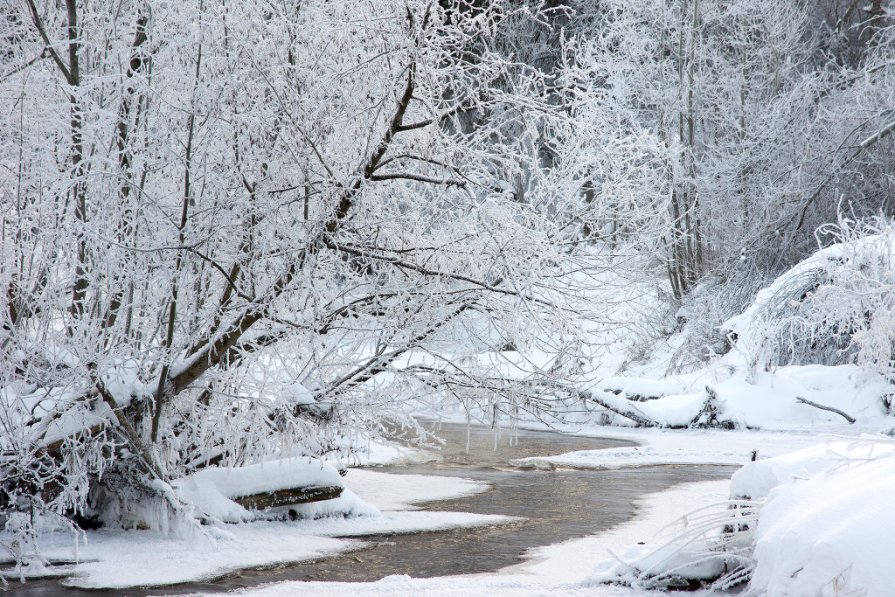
left=13, top=423, right=733, bottom=595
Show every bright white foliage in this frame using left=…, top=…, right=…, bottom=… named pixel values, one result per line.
left=0, top=0, right=594, bottom=537
left=725, top=217, right=895, bottom=380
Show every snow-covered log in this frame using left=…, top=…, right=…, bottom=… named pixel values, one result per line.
left=234, top=486, right=343, bottom=512
left=172, top=457, right=346, bottom=523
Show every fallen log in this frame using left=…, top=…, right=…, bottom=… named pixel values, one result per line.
left=604, top=388, right=663, bottom=402
left=528, top=381, right=659, bottom=427
left=577, top=387, right=659, bottom=427
left=234, top=485, right=343, bottom=510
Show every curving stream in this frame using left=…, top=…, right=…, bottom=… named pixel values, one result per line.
left=13, top=423, right=733, bottom=595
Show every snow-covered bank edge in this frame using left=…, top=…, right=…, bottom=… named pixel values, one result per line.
left=592, top=436, right=895, bottom=595
left=509, top=424, right=832, bottom=470
left=0, top=469, right=508, bottom=590
left=216, top=479, right=733, bottom=596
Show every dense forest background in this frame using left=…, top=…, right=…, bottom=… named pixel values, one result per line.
left=1, top=0, right=894, bottom=535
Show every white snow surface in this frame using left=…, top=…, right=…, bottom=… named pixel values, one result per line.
left=8, top=524, right=356, bottom=590
left=733, top=438, right=895, bottom=596
left=729, top=438, right=895, bottom=499
left=345, top=469, right=488, bottom=511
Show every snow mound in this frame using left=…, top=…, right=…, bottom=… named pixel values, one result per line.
left=734, top=438, right=895, bottom=595
left=590, top=438, right=895, bottom=594
left=723, top=225, right=895, bottom=376
left=730, top=439, right=895, bottom=499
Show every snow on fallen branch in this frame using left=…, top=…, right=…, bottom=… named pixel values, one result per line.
left=574, top=386, right=659, bottom=427
left=794, top=396, right=856, bottom=423
left=171, top=457, right=348, bottom=523
left=689, top=386, right=737, bottom=429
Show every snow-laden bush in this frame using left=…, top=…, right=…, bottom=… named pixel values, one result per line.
left=725, top=216, right=895, bottom=381
left=593, top=498, right=758, bottom=591
left=596, top=438, right=895, bottom=594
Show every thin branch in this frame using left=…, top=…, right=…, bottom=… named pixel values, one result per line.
left=184, top=247, right=255, bottom=303
left=324, top=238, right=555, bottom=306
left=24, top=0, right=72, bottom=83
left=860, top=119, right=895, bottom=149
left=369, top=172, right=466, bottom=186
left=373, top=153, right=456, bottom=171
left=394, top=119, right=433, bottom=132
left=796, top=396, right=856, bottom=423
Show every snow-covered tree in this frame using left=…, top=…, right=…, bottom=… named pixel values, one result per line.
left=562, top=0, right=826, bottom=299
left=0, top=0, right=590, bottom=535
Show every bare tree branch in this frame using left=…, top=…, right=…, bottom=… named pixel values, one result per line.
left=796, top=396, right=856, bottom=423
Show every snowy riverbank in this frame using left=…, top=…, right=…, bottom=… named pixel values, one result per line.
left=3, top=416, right=892, bottom=594
left=0, top=467, right=508, bottom=590
left=223, top=427, right=895, bottom=597
left=223, top=479, right=732, bottom=597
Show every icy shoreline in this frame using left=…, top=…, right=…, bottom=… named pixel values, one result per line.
left=209, top=477, right=734, bottom=597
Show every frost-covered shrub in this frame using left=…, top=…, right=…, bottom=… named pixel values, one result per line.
left=668, top=270, right=770, bottom=373
left=725, top=216, right=895, bottom=379
left=593, top=498, right=758, bottom=591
